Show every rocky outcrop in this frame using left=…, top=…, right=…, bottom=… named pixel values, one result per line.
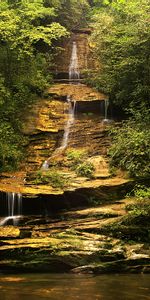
left=45, top=83, right=108, bottom=101
left=0, top=197, right=149, bottom=273
left=0, top=83, right=114, bottom=194
left=53, top=29, right=98, bottom=78
left=0, top=81, right=149, bottom=274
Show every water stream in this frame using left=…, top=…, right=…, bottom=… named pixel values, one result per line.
left=0, top=274, right=149, bottom=300
left=41, top=97, right=76, bottom=169
left=42, top=42, right=79, bottom=170
left=69, top=41, right=80, bottom=81
left=59, top=96, right=76, bottom=150
left=103, top=98, right=109, bottom=122
left=0, top=192, right=22, bottom=226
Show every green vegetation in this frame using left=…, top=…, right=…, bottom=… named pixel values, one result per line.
left=89, top=0, right=149, bottom=111
left=75, top=162, right=95, bottom=178
left=126, top=185, right=150, bottom=217
left=129, top=185, right=150, bottom=200
left=109, top=108, right=150, bottom=178
left=34, top=169, right=68, bottom=188
left=0, top=0, right=89, bottom=171
left=87, top=0, right=150, bottom=183
left=126, top=200, right=150, bottom=218
left=66, top=149, right=95, bottom=178
left=67, top=149, right=87, bottom=165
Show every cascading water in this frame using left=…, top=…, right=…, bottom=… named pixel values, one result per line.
left=42, top=96, right=76, bottom=169
left=69, top=41, right=80, bottom=81
left=41, top=160, right=49, bottom=170
left=42, top=42, right=79, bottom=169
left=59, top=96, right=76, bottom=150
left=0, top=192, right=22, bottom=226
left=103, top=99, right=109, bottom=122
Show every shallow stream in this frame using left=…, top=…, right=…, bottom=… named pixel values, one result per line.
left=0, top=273, right=149, bottom=300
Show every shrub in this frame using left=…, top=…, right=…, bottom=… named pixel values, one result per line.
left=125, top=185, right=150, bottom=217
left=109, top=110, right=150, bottom=178
left=67, top=149, right=87, bottom=166
left=66, top=149, right=95, bottom=178
left=76, top=162, right=95, bottom=178
left=35, top=170, right=67, bottom=188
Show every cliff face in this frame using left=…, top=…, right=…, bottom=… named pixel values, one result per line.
left=0, top=85, right=149, bottom=276
left=0, top=82, right=128, bottom=196
left=21, top=84, right=109, bottom=172
left=53, top=29, right=98, bottom=77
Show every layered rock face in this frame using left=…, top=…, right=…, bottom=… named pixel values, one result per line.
left=0, top=196, right=149, bottom=274
left=0, top=83, right=115, bottom=195
left=0, top=82, right=149, bottom=274
left=53, top=29, right=98, bottom=77
left=22, top=84, right=109, bottom=171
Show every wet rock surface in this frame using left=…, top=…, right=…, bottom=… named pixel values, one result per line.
left=45, top=84, right=108, bottom=102
left=0, top=83, right=149, bottom=274
left=0, top=197, right=149, bottom=274
left=0, top=83, right=124, bottom=195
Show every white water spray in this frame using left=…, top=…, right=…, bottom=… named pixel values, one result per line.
left=42, top=42, right=79, bottom=169
left=59, top=96, right=76, bottom=150
left=41, top=160, right=49, bottom=170
left=69, top=41, right=80, bottom=81
left=41, top=96, right=76, bottom=169
left=103, top=99, right=109, bottom=122
left=0, top=192, right=22, bottom=226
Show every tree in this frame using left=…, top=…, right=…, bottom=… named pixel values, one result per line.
left=44, top=0, right=90, bottom=30
left=89, top=0, right=150, bottom=179
left=0, top=0, right=68, bottom=170
left=109, top=107, right=150, bottom=178
left=89, top=0, right=150, bottom=110
left=0, top=0, right=90, bottom=171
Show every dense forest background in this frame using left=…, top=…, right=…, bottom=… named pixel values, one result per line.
left=0, top=0, right=149, bottom=180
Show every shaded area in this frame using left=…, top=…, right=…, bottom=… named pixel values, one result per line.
left=0, top=274, right=150, bottom=300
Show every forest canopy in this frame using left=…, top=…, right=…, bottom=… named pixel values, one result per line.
left=89, top=0, right=150, bottom=110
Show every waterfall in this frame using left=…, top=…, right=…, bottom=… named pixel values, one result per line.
left=69, top=41, right=80, bottom=81
left=0, top=192, right=22, bottom=226
left=42, top=97, right=76, bottom=169
left=41, top=160, right=49, bottom=170
left=41, top=41, right=79, bottom=170
left=59, top=96, right=76, bottom=150
left=104, top=99, right=109, bottom=122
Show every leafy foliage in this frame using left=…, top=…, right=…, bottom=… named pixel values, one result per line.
left=126, top=185, right=150, bottom=217
left=66, top=149, right=95, bottom=178
left=0, top=122, right=25, bottom=171
left=133, top=185, right=150, bottom=200
left=89, top=0, right=150, bottom=110
left=0, top=0, right=88, bottom=171
left=35, top=169, right=68, bottom=188
left=109, top=108, right=150, bottom=178
left=76, top=162, right=95, bottom=178
left=67, top=149, right=87, bottom=165
left=44, top=0, right=90, bottom=30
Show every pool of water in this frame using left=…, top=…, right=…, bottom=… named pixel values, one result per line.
left=0, top=273, right=150, bottom=300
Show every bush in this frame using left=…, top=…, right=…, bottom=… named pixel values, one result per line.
left=35, top=170, right=67, bottom=188
left=0, top=122, right=26, bottom=171
left=76, top=162, right=95, bottom=178
left=125, top=185, right=150, bottom=217
left=67, top=149, right=87, bottom=165
left=66, top=149, right=95, bottom=178
left=132, top=185, right=150, bottom=199
left=109, top=110, right=150, bottom=178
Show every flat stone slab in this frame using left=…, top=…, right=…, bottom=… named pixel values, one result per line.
left=46, top=84, right=108, bottom=101
left=0, top=175, right=129, bottom=195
